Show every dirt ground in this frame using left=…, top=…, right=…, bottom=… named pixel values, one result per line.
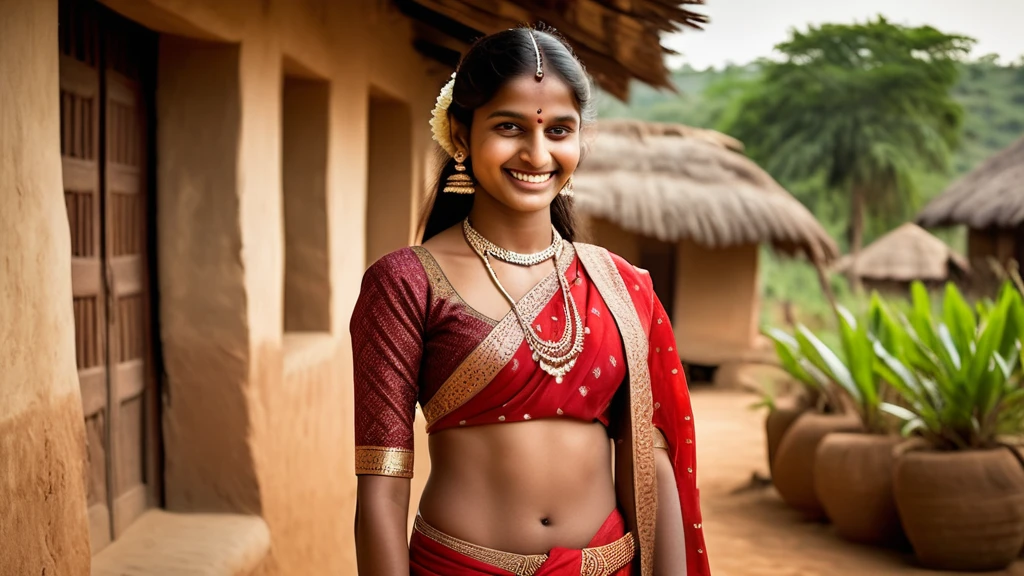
left=692, top=388, right=1024, bottom=576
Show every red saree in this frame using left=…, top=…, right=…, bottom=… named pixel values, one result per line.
left=411, top=508, right=634, bottom=575
left=351, top=241, right=710, bottom=576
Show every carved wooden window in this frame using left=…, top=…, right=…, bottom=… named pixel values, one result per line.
left=59, top=0, right=160, bottom=555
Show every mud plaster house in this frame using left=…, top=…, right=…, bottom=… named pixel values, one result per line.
left=0, top=1, right=706, bottom=574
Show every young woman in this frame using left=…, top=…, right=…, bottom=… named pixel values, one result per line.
left=351, top=27, right=710, bottom=576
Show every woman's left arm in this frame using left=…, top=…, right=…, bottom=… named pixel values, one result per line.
left=655, top=446, right=687, bottom=575
left=641, top=272, right=710, bottom=575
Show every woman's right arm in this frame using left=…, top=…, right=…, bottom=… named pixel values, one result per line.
left=356, top=476, right=411, bottom=575
left=350, top=250, right=428, bottom=575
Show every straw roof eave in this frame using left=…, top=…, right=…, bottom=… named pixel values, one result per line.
left=574, top=120, right=839, bottom=263
left=917, top=135, right=1024, bottom=230
left=400, top=0, right=708, bottom=101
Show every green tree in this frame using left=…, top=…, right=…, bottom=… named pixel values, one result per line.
left=717, top=17, right=973, bottom=264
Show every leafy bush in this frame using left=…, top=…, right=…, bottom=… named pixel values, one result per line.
left=764, top=295, right=898, bottom=433
left=763, top=327, right=831, bottom=411
left=875, top=282, right=1024, bottom=449
left=764, top=281, right=1024, bottom=446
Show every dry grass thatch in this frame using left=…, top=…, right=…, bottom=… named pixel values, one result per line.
left=574, top=119, right=839, bottom=263
left=402, top=0, right=707, bottom=100
left=833, top=223, right=969, bottom=282
left=917, top=135, right=1024, bottom=229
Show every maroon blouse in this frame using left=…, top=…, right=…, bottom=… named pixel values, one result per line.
left=350, top=244, right=625, bottom=470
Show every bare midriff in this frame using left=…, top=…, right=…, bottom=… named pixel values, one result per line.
left=418, top=418, right=617, bottom=555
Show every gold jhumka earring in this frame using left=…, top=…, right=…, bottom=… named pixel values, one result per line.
left=559, top=175, right=574, bottom=197
left=443, top=151, right=475, bottom=194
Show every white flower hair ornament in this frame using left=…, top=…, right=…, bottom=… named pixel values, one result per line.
left=429, top=72, right=459, bottom=157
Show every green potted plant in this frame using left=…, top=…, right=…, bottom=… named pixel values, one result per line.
left=799, top=295, right=907, bottom=545
left=764, top=327, right=860, bottom=519
left=762, top=328, right=834, bottom=475
left=875, top=282, right=1024, bottom=570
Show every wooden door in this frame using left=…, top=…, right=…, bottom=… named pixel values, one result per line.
left=102, top=9, right=159, bottom=540
left=59, top=0, right=159, bottom=554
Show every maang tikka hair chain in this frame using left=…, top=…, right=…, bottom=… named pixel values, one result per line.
left=528, top=30, right=543, bottom=80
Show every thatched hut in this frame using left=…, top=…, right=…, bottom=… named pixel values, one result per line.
left=917, top=135, right=1024, bottom=291
left=574, top=119, right=838, bottom=382
left=834, top=223, right=969, bottom=293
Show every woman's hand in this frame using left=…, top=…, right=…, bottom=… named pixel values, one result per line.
left=356, top=475, right=412, bottom=575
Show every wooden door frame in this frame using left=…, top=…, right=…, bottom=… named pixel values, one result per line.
left=59, top=0, right=162, bottom=552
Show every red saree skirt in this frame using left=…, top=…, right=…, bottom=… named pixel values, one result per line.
left=410, top=508, right=635, bottom=575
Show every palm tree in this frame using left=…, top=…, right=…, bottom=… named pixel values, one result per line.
left=717, top=17, right=973, bottom=279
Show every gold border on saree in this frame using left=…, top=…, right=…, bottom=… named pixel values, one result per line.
left=414, top=514, right=635, bottom=576
left=575, top=242, right=657, bottom=576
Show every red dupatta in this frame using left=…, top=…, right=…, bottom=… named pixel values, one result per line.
left=575, top=243, right=711, bottom=576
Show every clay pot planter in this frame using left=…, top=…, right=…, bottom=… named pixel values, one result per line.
left=766, top=396, right=810, bottom=476
left=893, top=447, right=1024, bottom=571
left=772, top=412, right=861, bottom=518
left=1018, top=445, right=1024, bottom=559
left=814, top=433, right=904, bottom=545
left=1004, top=443, right=1024, bottom=559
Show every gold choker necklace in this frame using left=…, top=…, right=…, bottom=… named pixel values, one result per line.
left=463, top=219, right=584, bottom=383
left=462, top=220, right=560, bottom=266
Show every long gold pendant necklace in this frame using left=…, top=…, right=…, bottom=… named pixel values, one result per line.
left=463, top=218, right=584, bottom=383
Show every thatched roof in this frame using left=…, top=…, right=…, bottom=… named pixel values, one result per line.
left=398, top=0, right=708, bottom=100
left=834, top=223, right=969, bottom=282
left=917, top=135, right=1024, bottom=229
left=573, top=119, right=839, bottom=263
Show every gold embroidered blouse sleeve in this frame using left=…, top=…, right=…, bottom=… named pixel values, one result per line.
left=355, top=446, right=415, bottom=478
left=350, top=250, right=427, bottom=478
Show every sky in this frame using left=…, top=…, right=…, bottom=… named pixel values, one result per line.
left=664, top=0, right=1024, bottom=69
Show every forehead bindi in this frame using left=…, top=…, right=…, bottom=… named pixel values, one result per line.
left=483, top=75, right=579, bottom=122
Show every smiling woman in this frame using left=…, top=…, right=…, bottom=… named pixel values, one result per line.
left=351, top=27, right=711, bottom=576
left=421, top=28, right=594, bottom=245
left=459, top=74, right=581, bottom=216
